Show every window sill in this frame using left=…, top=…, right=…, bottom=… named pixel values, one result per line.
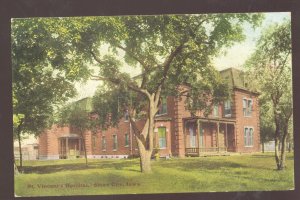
left=156, top=113, right=168, bottom=117
left=102, top=150, right=106, bottom=152
left=113, top=149, right=117, bottom=151
left=244, top=146, right=254, bottom=147
left=124, top=145, right=129, bottom=148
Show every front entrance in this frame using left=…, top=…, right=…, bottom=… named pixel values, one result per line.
left=184, top=119, right=235, bottom=156
left=58, top=135, right=83, bottom=159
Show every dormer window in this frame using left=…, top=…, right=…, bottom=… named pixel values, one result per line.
left=157, top=97, right=167, bottom=115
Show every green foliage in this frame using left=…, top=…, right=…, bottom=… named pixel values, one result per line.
left=78, top=14, right=263, bottom=126
left=246, top=19, right=292, bottom=168
left=12, top=14, right=264, bottom=133
left=58, top=102, right=93, bottom=133
left=11, top=18, right=92, bottom=137
left=245, top=19, right=292, bottom=139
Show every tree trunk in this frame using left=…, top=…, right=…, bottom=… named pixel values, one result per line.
left=278, top=125, right=288, bottom=170
left=288, top=141, right=292, bottom=153
left=17, top=130, right=23, bottom=171
left=81, top=132, right=88, bottom=167
left=139, top=148, right=152, bottom=173
left=274, top=136, right=280, bottom=169
left=14, top=156, right=19, bottom=175
left=262, top=140, right=265, bottom=153
left=135, top=96, right=157, bottom=173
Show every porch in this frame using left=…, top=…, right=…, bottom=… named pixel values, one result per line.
left=184, top=118, right=236, bottom=156
left=58, top=134, right=84, bottom=159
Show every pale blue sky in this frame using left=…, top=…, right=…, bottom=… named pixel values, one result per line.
left=213, top=12, right=290, bottom=70
left=74, top=12, right=291, bottom=100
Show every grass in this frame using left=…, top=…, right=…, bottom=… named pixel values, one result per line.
left=14, top=152, right=294, bottom=197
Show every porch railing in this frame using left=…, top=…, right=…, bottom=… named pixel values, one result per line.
left=185, top=147, right=227, bottom=156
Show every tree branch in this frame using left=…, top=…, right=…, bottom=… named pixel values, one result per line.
left=90, top=50, right=105, bottom=65
left=116, top=45, right=150, bottom=69
left=162, top=43, right=186, bottom=82
left=90, top=73, right=151, bottom=100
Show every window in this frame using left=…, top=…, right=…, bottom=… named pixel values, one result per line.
left=102, top=136, right=106, bottom=150
left=189, top=127, right=196, bottom=148
left=113, top=135, right=118, bottom=150
left=158, top=127, right=167, bottom=148
left=224, top=100, right=232, bottom=117
left=244, top=127, right=254, bottom=146
left=92, top=136, right=96, bottom=148
left=125, top=134, right=129, bottom=147
left=157, top=97, right=167, bottom=115
left=213, top=105, right=219, bottom=117
left=243, top=98, right=253, bottom=117
left=124, top=110, right=129, bottom=122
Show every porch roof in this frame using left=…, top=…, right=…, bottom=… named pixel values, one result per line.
left=58, top=133, right=81, bottom=139
left=184, top=117, right=236, bottom=124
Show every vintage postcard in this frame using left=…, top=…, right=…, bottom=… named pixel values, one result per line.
left=11, top=11, right=294, bottom=198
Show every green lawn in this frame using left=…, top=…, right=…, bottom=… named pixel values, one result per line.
left=15, top=153, right=294, bottom=197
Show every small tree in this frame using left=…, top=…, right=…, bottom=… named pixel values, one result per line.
left=246, top=20, right=292, bottom=170
left=58, top=104, right=93, bottom=167
left=259, top=94, right=275, bottom=153
left=12, top=18, right=87, bottom=170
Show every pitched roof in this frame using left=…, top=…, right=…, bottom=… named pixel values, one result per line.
left=72, top=97, right=93, bottom=112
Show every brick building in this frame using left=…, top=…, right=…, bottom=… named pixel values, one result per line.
left=38, top=68, right=260, bottom=159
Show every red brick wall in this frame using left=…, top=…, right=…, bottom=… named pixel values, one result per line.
left=38, top=88, right=260, bottom=159
left=38, top=125, right=70, bottom=159
left=233, top=89, right=260, bottom=152
left=174, top=87, right=261, bottom=155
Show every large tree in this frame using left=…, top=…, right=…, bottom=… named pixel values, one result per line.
left=13, top=14, right=263, bottom=173
left=85, top=14, right=262, bottom=172
left=245, top=20, right=292, bottom=170
left=12, top=19, right=89, bottom=170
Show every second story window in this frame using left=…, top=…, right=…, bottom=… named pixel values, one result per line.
left=224, top=100, right=232, bottom=117
left=243, top=98, right=253, bottom=117
left=157, top=97, right=167, bottom=115
left=213, top=105, right=219, bottom=117
left=124, top=110, right=129, bottom=122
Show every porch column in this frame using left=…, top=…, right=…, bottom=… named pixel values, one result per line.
left=217, top=122, right=220, bottom=152
left=66, top=138, right=69, bottom=158
left=234, top=124, right=237, bottom=151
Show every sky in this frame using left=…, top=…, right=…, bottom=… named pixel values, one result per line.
left=73, top=12, right=291, bottom=101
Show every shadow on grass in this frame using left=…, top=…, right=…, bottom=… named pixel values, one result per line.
left=251, top=153, right=294, bottom=160
left=251, top=154, right=274, bottom=158
left=156, top=159, right=245, bottom=172
left=22, top=160, right=140, bottom=174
